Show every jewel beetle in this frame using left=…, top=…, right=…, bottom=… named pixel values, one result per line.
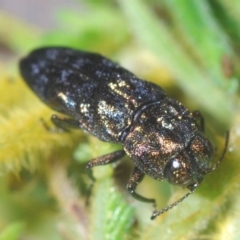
left=19, top=47, right=228, bottom=219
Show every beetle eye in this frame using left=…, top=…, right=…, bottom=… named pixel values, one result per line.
left=164, top=157, right=193, bottom=187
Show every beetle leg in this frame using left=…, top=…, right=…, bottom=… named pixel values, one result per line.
left=85, top=150, right=125, bottom=205
left=127, top=167, right=156, bottom=205
left=86, top=150, right=125, bottom=181
left=40, top=114, right=80, bottom=132
left=50, top=114, right=80, bottom=132
left=193, top=110, right=205, bottom=132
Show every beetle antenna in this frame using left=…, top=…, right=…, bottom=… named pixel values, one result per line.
left=150, top=185, right=196, bottom=220
left=151, top=132, right=229, bottom=220
left=205, top=131, right=229, bottom=173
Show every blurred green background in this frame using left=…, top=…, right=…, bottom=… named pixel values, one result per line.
left=0, top=0, right=240, bottom=239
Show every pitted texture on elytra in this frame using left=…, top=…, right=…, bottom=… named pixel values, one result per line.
left=20, top=48, right=167, bottom=142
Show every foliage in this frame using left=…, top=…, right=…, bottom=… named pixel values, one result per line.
left=0, top=0, right=240, bottom=239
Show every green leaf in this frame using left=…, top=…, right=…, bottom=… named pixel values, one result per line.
left=162, top=0, right=237, bottom=90
left=90, top=176, right=134, bottom=240
left=118, top=0, right=234, bottom=126
left=0, top=222, right=24, bottom=240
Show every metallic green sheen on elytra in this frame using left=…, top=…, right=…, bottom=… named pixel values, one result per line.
left=19, top=47, right=224, bottom=220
